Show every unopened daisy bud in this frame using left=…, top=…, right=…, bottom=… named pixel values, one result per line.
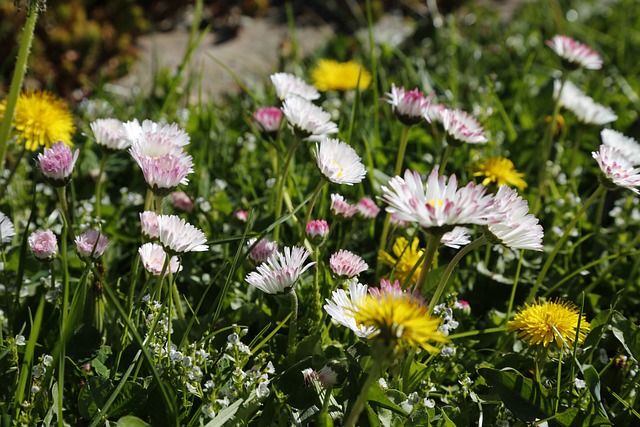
left=75, top=229, right=109, bottom=259
left=234, top=210, right=249, bottom=222
left=171, top=191, right=195, bottom=213
left=140, top=211, right=159, bottom=239
left=37, top=141, right=79, bottom=187
left=139, top=243, right=182, bottom=275
left=356, top=197, right=380, bottom=219
left=330, top=194, right=357, bottom=220
left=306, top=219, right=329, bottom=244
left=28, top=229, right=58, bottom=261
left=90, top=118, right=129, bottom=151
left=253, top=107, right=283, bottom=135
left=329, top=249, right=368, bottom=278
left=247, top=238, right=278, bottom=264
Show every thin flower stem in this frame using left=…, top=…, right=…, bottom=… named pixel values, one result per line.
left=413, top=232, right=444, bottom=296
left=394, top=125, right=411, bottom=177
left=57, top=219, right=70, bottom=427
left=320, top=386, right=333, bottom=414
left=171, top=267, right=186, bottom=323
left=288, top=289, right=299, bottom=351
left=505, top=250, right=525, bottom=324
left=429, top=235, right=488, bottom=312
left=275, top=136, right=301, bottom=241
left=56, top=186, right=74, bottom=241
left=344, top=351, right=386, bottom=427
left=447, top=326, right=507, bottom=340
left=439, top=143, right=453, bottom=176
left=95, top=154, right=109, bottom=219
left=144, top=189, right=153, bottom=212
left=311, top=250, right=322, bottom=327
left=534, top=74, right=567, bottom=215
left=0, top=6, right=40, bottom=174
left=556, top=345, right=564, bottom=412
left=304, top=179, right=327, bottom=226
left=154, top=195, right=164, bottom=215
left=527, top=184, right=606, bottom=303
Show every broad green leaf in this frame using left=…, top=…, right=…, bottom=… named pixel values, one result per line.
left=116, top=416, right=151, bottom=427
left=479, top=368, right=553, bottom=422
left=583, top=364, right=608, bottom=418
left=610, top=312, right=640, bottom=362
left=367, top=383, right=408, bottom=415
left=551, top=408, right=612, bottom=426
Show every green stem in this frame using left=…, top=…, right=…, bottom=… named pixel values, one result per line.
left=154, top=195, right=164, bottom=215
left=394, top=125, right=411, bottom=177
left=144, top=189, right=153, bottom=212
left=556, top=345, right=563, bottom=412
left=439, top=143, right=453, bottom=176
left=321, top=386, right=333, bottom=414
left=287, top=289, right=299, bottom=351
left=0, top=5, right=40, bottom=174
left=56, top=186, right=74, bottom=241
left=311, top=250, right=322, bottom=327
left=429, top=235, right=488, bottom=312
left=527, top=184, right=606, bottom=303
left=344, top=351, right=386, bottom=427
left=58, top=218, right=70, bottom=427
left=413, top=232, right=444, bottom=296
left=505, top=250, right=525, bottom=324
left=171, top=269, right=186, bottom=323
left=534, top=74, right=567, bottom=215
left=95, top=154, right=109, bottom=219
left=304, top=179, right=327, bottom=226
left=274, top=136, right=301, bottom=241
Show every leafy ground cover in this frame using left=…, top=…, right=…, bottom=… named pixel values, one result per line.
left=1, top=0, right=640, bottom=426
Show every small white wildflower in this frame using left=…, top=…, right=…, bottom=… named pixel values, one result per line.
left=15, top=335, right=26, bottom=346
left=43, top=355, right=53, bottom=366
left=256, top=382, right=270, bottom=398
left=574, top=378, right=587, bottom=389
left=424, top=398, right=436, bottom=408
left=201, top=404, right=216, bottom=419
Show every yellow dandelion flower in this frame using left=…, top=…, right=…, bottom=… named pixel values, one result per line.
left=508, top=300, right=590, bottom=348
left=473, top=157, right=527, bottom=190
left=311, top=59, right=372, bottom=92
left=354, top=293, right=448, bottom=352
left=0, top=91, right=75, bottom=151
left=378, top=237, right=424, bottom=285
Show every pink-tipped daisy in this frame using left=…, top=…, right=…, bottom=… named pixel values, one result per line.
left=592, top=145, right=640, bottom=193
left=270, top=72, right=320, bottom=101
left=133, top=153, right=194, bottom=196
left=90, top=118, right=129, bottom=151
left=384, top=84, right=432, bottom=125
left=441, top=227, right=471, bottom=249
left=139, top=242, right=182, bottom=275
left=28, top=229, right=58, bottom=260
left=330, top=194, right=358, bottom=219
left=247, top=238, right=278, bottom=264
left=140, top=211, right=159, bottom=239
left=486, top=186, right=544, bottom=251
left=75, top=229, right=109, bottom=259
left=324, top=279, right=377, bottom=338
left=601, top=129, right=640, bottom=165
left=306, top=219, right=330, bottom=242
left=253, top=107, right=283, bottom=134
left=171, top=191, right=195, bottom=213
left=439, top=108, right=488, bottom=145
left=282, top=97, right=338, bottom=141
left=37, top=141, right=79, bottom=186
left=554, top=80, right=617, bottom=126
left=546, top=35, right=603, bottom=71
left=329, top=249, right=369, bottom=278
left=356, top=197, right=381, bottom=219
left=314, top=138, right=366, bottom=185
left=0, top=211, right=15, bottom=245
left=245, top=246, right=315, bottom=294
left=380, top=169, right=495, bottom=234
left=156, top=215, right=208, bottom=255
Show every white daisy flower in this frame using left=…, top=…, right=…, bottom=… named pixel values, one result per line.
left=329, top=249, right=369, bottom=278
left=270, top=72, right=320, bottom=101
left=380, top=169, right=495, bottom=233
left=439, top=108, right=488, bottom=145
left=90, top=118, right=130, bottom=151
left=486, top=186, right=544, bottom=251
left=314, top=138, right=366, bottom=185
left=282, top=97, right=338, bottom=141
left=247, top=238, right=278, bottom=264
left=123, top=119, right=190, bottom=148
left=383, top=84, right=432, bottom=125
left=324, top=279, right=377, bottom=338
left=156, top=215, right=208, bottom=255
left=139, top=243, right=182, bottom=275
left=546, top=35, right=603, bottom=71
left=75, top=229, right=109, bottom=259
left=601, top=129, right=640, bottom=165
left=441, top=227, right=471, bottom=249
left=245, top=246, right=315, bottom=294
left=555, top=80, right=617, bottom=126
left=0, top=211, right=15, bottom=245
left=592, top=145, right=640, bottom=194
